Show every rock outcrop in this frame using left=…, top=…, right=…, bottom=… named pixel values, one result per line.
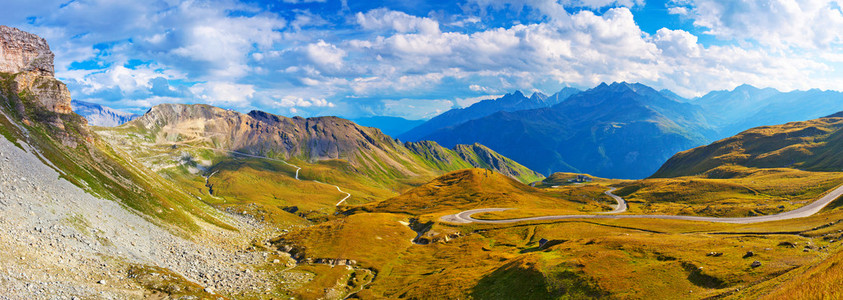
left=0, top=26, right=73, bottom=120
left=0, top=25, right=55, bottom=76
left=11, top=72, right=73, bottom=115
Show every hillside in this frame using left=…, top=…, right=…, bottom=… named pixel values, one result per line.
left=652, top=112, right=843, bottom=178
left=399, top=88, right=580, bottom=141
left=421, top=82, right=716, bottom=178
left=71, top=100, right=139, bottom=127
left=359, top=169, right=605, bottom=216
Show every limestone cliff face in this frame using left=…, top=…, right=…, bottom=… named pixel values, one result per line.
left=0, top=25, right=55, bottom=76
left=0, top=26, right=83, bottom=147
left=12, top=72, right=73, bottom=115
left=0, top=26, right=72, bottom=117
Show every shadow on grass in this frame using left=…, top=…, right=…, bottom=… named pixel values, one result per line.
left=471, top=258, right=608, bottom=300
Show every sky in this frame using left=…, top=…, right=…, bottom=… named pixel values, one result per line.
left=4, top=0, right=843, bottom=119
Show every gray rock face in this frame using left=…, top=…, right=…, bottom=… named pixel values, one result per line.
left=0, top=25, right=55, bottom=76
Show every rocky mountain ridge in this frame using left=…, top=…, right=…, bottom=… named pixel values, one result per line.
left=124, top=103, right=543, bottom=183
left=399, top=87, right=580, bottom=141
left=419, top=82, right=715, bottom=178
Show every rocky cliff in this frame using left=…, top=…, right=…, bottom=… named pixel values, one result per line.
left=0, top=25, right=54, bottom=76
left=1, top=26, right=73, bottom=123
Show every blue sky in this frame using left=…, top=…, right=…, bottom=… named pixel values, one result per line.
left=4, top=0, right=843, bottom=119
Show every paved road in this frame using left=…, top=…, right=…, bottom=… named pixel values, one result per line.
left=600, top=187, right=627, bottom=214
left=441, top=184, right=843, bottom=224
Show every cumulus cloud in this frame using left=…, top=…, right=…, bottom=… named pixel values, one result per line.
left=189, top=82, right=256, bottom=107
left=341, top=5, right=840, bottom=99
left=271, top=96, right=335, bottom=108
left=668, top=0, right=843, bottom=49
left=381, top=98, right=455, bottom=119
left=356, top=8, right=441, bottom=35
left=305, top=40, right=347, bottom=70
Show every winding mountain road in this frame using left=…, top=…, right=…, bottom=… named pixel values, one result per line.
left=600, top=187, right=627, bottom=214
left=441, top=184, right=843, bottom=224
left=184, top=145, right=350, bottom=205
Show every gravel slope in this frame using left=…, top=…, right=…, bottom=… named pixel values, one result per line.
left=0, top=136, right=284, bottom=298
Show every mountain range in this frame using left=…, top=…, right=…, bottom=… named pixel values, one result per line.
left=407, top=82, right=716, bottom=178
left=402, top=82, right=843, bottom=179
left=398, top=87, right=580, bottom=141
left=70, top=99, right=139, bottom=127
left=692, top=84, right=843, bottom=137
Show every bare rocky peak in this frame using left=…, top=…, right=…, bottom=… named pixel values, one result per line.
left=0, top=25, right=55, bottom=76
left=133, top=103, right=396, bottom=162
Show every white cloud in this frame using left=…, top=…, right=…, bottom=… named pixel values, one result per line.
left=381, top=98, right=455, bottom=119
left=165, top=2, right=286, bottom=79
left=290, top=10, right=328, bottom=30
left=667, top=6, right=689, bottom=15
left=469, top=84, right=488, bottom=92
left=653, top=28, right=701, bottom=58
left=189, top=82, right=256, bottom=107
left=356, top=8, right=441, bottom=35
left=449, top=16, right=482, bottom=27
left=669, top=0, right=843, bottom=49
left=305, top=40, right=346, bottom=70
left=272, top=96, right=335, bottom=108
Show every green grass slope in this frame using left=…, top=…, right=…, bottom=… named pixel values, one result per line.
left=653, top=112, right=843, bottom=178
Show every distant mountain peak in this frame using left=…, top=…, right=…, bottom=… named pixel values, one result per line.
left=71, top=100, right=139, bottom=127
left=732, top=84, right=761, bottom=93
left=529, top=92, right=547, bottom=102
